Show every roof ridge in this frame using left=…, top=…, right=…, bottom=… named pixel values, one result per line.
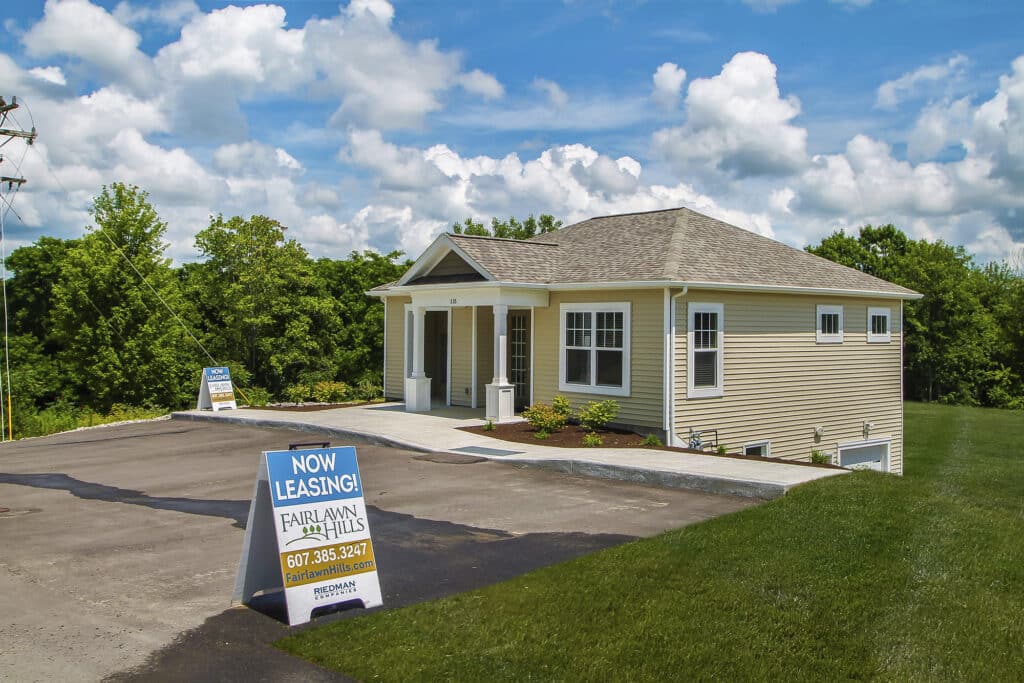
left=449, top=233, right=559, bottom=246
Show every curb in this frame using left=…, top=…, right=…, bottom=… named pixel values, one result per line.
left=170, top=411, right=434, bottom=454
left=506, top=458, right=787, bottom=500
left=172, top=411, right=792, bottom=500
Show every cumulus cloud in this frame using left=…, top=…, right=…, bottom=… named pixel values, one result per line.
left=653, top=51, right=808, bottom=178
left=907, top=97, right=971, bottom=161
left=113, top=0, right=199, bottom=28
left=458, top=69, right=505, bottom=99
left=212, top=142, right=304, bottom=177
left=22, top=0, right=153, bottom=92
left=651, top=62, right=687, bottom=110
left=532, top=78, right=569, bottom=109
left=876, top=54, right=968, bottom=110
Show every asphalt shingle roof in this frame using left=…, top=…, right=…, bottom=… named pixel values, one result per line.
left=386, top=207, right=918, bottom=297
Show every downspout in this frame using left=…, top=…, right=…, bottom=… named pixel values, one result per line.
left=664, top=286, right=688, bottom=447
left=382, top=297, right=388, bottom=399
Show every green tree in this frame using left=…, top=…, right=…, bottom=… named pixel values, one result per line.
left=49, top=183, right=200, bottom=410
left=188, top=214, right=320, bottom=394
left=451, top=214, right=562, bottom=239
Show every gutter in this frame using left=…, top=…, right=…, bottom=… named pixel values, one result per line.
left=664, top=286, right=688, bottom=447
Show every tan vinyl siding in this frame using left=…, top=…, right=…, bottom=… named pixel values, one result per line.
left=450, top=307, right=474, bottom=406
left=383, top=295, right=410, bottom=399
left=674, top=291, right=904, bottom=474
left=533, top=289, right=664, bottom=430
left=428, top=250, right=479, bottom=277
left=476, top=306, right=493, bottom=403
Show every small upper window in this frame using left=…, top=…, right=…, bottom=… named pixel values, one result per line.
left=816, top=305, right=844, bottom=344
left=867, top=307, right=891, bottom=343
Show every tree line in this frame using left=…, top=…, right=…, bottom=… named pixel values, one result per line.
left=4, top=184, right=1021, bottom=438
left=806, top=225, right=1024, bottom=409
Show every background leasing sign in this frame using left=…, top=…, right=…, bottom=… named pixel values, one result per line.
left=265, top=446, right=382, bottom=625
left=197, top=366, right=237, bottom=411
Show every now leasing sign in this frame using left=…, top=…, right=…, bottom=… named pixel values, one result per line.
left=234, top=446, right=383, bottom=626
left=197, top=366, right=237, bottom=411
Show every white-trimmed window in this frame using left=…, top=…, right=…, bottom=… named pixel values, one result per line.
left=558, top=302, right=630, bottom=396
left=687, top=302, right=724, bottom=398
left=743, top=441, right=771, bottom=458
left=816, top=305, right=844, bottom=344
left=867, top=307, right=891, bottom=343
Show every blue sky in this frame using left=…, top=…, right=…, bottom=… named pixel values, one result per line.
left=1, top=0, right=1022, bottom=264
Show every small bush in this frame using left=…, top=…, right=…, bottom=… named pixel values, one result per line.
left=551, top=394, right=572, bottom=417
left=355, top=378, right=383, bottom=401
left=523, top=402, right=568, bottom=433
left=483, top=419, right=495, bottom=432
left=578, top=400, right=619, bottom=432
left=582, top=432, right=603, bottom=447
left=243, top=386, right=271, bottom=407
left=283, top=384, right=309, bottom=404
left=535, top=429, right=550, bottom=440
left=810, top=449, right=831, bottom=464
left=312, top=381, right=350, bottom=403
left=642, top=433, right=663, bottom=447
left=716, top=444, right=728, bottom=455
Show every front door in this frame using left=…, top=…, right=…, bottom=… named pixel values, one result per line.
left=508, top=311, right=530, bottom=411
left=424, top=310, right=448, bottom=403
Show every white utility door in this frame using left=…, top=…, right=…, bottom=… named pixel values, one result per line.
left=839, top=441, right=890, bottom=472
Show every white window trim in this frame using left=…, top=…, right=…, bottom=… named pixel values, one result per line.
left=687, top=302, right=724, bottom=399
left=743, top=440, right=771, bottom=458
left=816, top=304, right=844, bottom=344
left=867, top=306, right=892, bottom=343
left=558, top=302, right=631, bottom=397
left=838, top=438, right=891, bottom=473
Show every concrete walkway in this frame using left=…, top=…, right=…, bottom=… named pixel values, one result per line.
left=173, top=402, right=847, bottom=499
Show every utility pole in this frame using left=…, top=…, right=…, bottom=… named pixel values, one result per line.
left=0, top=95, right=37, bottom=440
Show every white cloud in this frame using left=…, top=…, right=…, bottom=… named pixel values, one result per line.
left=212, top=142, right=304, bottom=177
left=652, top=62, right=687, bottom=110
left=876, top=54, right=968, bottom=110
left=907, top=97, right=971, bottom=161
left=22, top=0, right=152, bottom=92
left=113, top=0, right=199, bottom=28
left=458, top=69, right=505, bottom=100
left=741, top=0, right=800, bottom=12
left=653, top=51, right=808, bottom=178
left=28, top=66, right=66, bottom=86
left=532, top=78, right=569, bottom=109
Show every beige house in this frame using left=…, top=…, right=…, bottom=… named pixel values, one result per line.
left=369, top=207, right=921, bottom=474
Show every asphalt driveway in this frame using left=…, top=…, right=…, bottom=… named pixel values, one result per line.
left=0, top=419, right=754, bottom=681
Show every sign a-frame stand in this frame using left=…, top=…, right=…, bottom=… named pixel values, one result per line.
left=197, top=366, right=237, bottom=411
left=234, top=442, right=383, bottom=626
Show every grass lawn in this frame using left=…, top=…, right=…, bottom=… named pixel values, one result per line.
left=277, top=403, right=1024, bottom=680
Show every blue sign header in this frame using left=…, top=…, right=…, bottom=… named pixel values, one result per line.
left=204, top=366, right=231, bottom=381
left=266, top=446, right=362, bottom=508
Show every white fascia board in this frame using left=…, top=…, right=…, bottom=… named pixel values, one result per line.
left=377, top=278, right=920, bottom=300
left=408, top=284, right=549, bottom=308
left=395, top=234, right=495, bottom=286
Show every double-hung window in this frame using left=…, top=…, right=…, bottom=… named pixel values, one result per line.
left=559, top=302, right=630, bottom=396
left=687, top=303, right=724, bottom=398
left=867, top=307, right=891, bottom=343
left=816, top=305, right=844, bottom=344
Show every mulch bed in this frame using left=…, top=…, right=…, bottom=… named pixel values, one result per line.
left=459, top=421, right=843, bottom=470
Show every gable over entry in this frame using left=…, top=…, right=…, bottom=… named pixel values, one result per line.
left=391, top=235, right=549, bottom=422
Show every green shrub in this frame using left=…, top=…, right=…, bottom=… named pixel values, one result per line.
left=483, top=419, right=495, bottom=432
left=312, top=381, right=350, bottom=403
left=582, top=432, right=603, bottom=447
left=243, top=386, right=271, bottom=407
left=522, top=402, right=568, bottom=433
left=578, top=400, right=619, bottom=432
left=716, top=444, right=728, bottom=455
left=642, top=433, right=663, bottom=447
left=810, top=449, right=831, bottom=464
left=355, top=378, right=383, bottom=401
left=283, top=384, right=309, bottom=404
left=535, top=429, right=550, bottom=440
left=551, top=394, right=572, bottom=417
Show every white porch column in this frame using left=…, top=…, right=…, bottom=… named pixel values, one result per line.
left=405, top=305, right=431, bottom=412
left=485, top=304, right=515, bottom=422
